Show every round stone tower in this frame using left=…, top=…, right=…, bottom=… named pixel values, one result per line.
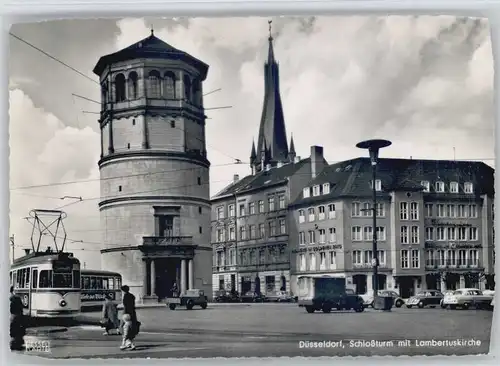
left=93, top=30, right=213, bottom=301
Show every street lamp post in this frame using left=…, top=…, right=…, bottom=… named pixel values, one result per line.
left=356, top=139, right=392, bottom=300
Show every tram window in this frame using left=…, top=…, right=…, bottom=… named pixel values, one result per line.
left=9, top=272, right=12, bottom=285
left=82, top=276, right=90, bottom=290
left=53, top=273, right=72, bottom=288
left=13, top=272, right=17, bottom=288
left=17, top=269, right=25, bottom=288
left=32, top=269, right=38, bottom=289
left=39, top=270, right=53, bottom=288
left=109, top=278, right=115, bottom=290
left=97, top=278, right=103, bottom=289
left=90, top=277, right=96, bottom=289
left=117, top=277, right=122, bottom=289
left=103, top=278, right=109, bottom=289
left=25, top=268, right=31, bottom=288
left=73, top=270, right=81, bottom=289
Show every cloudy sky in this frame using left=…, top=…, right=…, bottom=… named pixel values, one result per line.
left=8, top=16, right=494, bottom=268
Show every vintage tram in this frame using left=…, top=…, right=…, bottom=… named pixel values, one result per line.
left=81, top=270, right=122, bottom=309
left=10, top=250, right=81, bottom=318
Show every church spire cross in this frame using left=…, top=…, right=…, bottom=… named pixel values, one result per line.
left=268, top=20, right=273, bottom=41
left=150, top=25, right=154, bottom=36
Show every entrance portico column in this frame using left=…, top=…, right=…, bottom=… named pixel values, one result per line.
left=181, top=259, right=187, bottom=294
left=143, top=259, right=149, bottom=298
left=150, top=259, right=156, bottom=297
left=188, top=259, right=194, bottom=289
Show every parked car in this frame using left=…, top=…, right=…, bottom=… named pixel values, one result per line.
left=360, top=290, right=405, bottom=308
left=406, top=290, right=443, bottom=308
left=440, top=290, right=455, bottom=307
left=166, top=289, right=208, bottom=310
left=441, top=288, right=494, bottom=310
left=240, top=291, right=268, bottom=303
left=214, top=290, right=240, bottom=303
left=266, top=291, right=295, bottom=302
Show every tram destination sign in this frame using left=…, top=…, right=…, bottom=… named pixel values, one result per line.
left=292, top=244, right=342, bottom=254
left=81, top=292, right=116, bottom=302
left=52, top=261, right=72, bottom=272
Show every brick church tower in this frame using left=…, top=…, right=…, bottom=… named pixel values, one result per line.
left=93, top=30, right=213, bottom=301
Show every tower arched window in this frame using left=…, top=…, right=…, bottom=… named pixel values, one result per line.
left=115, top=73, right=126, bottom=102
left=183, top=74, right=192, bottom=101
left=147, top=70, right=161, bottom=98
left=163, top=72, right=176, bottom=99
left=192, top=78, right=201, bottom=106
left=101, top=82, right=108, bottom=109
left=128, top=71, right=138, bottom=99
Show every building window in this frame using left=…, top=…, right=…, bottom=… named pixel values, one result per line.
left=308, top=208, right=315, bottom=222
left=411, top=226, right=419, bottom=244
left=197, top=177, right=201, bottom=185
left=363, top=226, right=373, bottom=241
left=377, top=226, right=386, bottom=241
left=259, top=224, right=265, bottom=238
left=468, top=204, right=478, bottom=218
left=118, top=185, right=122, bottom=192
left=447, top=250, right=456, bottom=266
left=329, top=228, right=336, bottom=242
left=198, top=206, right=202, bottom=214
left=436, top=227, right=446, bottom=241
left=370, top=179, right=382, bottom=191
left=239, top=226, right=247, bottom=240
left=228, top=204, right=235, bottom=217
left=464, top=182, right=473, bottom=194
left=469, top=250, right=478, bottom=266
left=299, top=254, right=306, bottom=271
left=216, top=228, right=224, bottom=242
left=410, top=202, right=419, bottom=220
left=469, top=227, right=478, bottom=241
left=323, top=183, right=330, bottom=194
left=400, top=226, right=409, bottom=244
left=268, top=221, right=276, bottom=236
left=308, top=230, right=316, bottom=244
left=425, top=204, right=433, bottom=217
left=298, top=210, right=305, bottom=223
left=421, top=181, right=430, bottom=192
left=318, top=206, right=326, bottom=220
left=352, top=250, right=362, bottom=265
left=450, top=182, right=459, bottom=193
left=268, top=197, right=275, bottom=211
left=329, top=252, right=337, bottom=269
left=319, top=252, right=327, bottom=270
left=376, top=203, right=385, bottom=217
left=313, top=185, right=320, bottom=196
left=437, top=204, right=445, bottom=217
left=170, top=120, right=175, bottom=128
left=239, top=204, right=246, bottom=216
left=248, top=202, right=255, bottom=215
left=426, top=227, right=434, bottom=241
left=199, top=226, right=202, bottom=234
left=401, top=250, right=409, bottom=268
left=458, top=227, right=467, bottom=241
left=364, top=250, right=373, bottom=265
left=377, top=250, right=386, bottom=265
left=250, top=225, right=256, bottom=239
left=163, top=71, right=176, bottom=99
left=319, top=229, right=326, bottom=244
left=351, top=226, right=362, bottom=241
left=328, top=204, right=336, bottom=219
left=400, top=202, right=408, bottom=220
left=447, top=227, right=456, bottom=241
left=279, top=195, right=286, bottom=209
left=127, top=143, right=130, bottom=149
left=216, top=206, right=224, bottom=220
left=437, top=250, right=445, bottom=266
left=147, top=70, right=161, bottom=98
left=411, top=249, right=420, bottom=268
left=458, top=204, right=467, bottom=218
left=362, top=202, right=372, bottom=217
left=229, top=227, right=235, bottom=240
left=299, top=232, right=306, bottom=245
left=309, top=253, right=316, bottom=271
left=128, top=72, right=138, bottom=99
left=279, top=219, right=286, bottom=234
left=447, top=204, right=456, bottom=218
left=458, top=250, right=467, bottom=266
left=435, top=181, right=445, bottom=193
left=303, top=187, right=310, bottom=198
left=258, top=200, right=264, bottom=213
left=351, top=202, right=361, bottom=217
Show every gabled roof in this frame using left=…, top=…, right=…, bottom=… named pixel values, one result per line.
left=212, top=158, right=311, bottom=201
left=93, top=31, right=209, bottom=79
left=290, top=157, right=495, bottom=207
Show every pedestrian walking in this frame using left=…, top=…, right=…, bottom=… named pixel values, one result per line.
left=119, top=313, right=136, bottom=350
left=9, top=286, right=26, bottom=351
left=101, top=294, right=120, bottom=335
left=120, top=285, right=141, bottom=338
left=171, top=282, right=179, bottom=297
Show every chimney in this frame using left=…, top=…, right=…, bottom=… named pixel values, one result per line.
left=24, top=249, right=31, bottom=255
left=310, top=145, right=324, bottom=179
left=233, top=174, right=240, bottom=183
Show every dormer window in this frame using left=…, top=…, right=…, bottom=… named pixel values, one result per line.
left=449, top=182, right=459, bottom=193
left=464, top=182, right=474, bottom=194
left=303, top=187, right=310, bottom=198
left=322, top=183, right=330, bottom=195
left=370, top=179, right=382, bottom=191
left=435, top=181, right=445, bottom=193
left=312, top=185, right=320, bottom=196
left=421, top=181, right=430, bottom=193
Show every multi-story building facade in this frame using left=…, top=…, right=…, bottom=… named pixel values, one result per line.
left=288, top=157, right=495, bottom=298
left=94, top=30, right=213, bottom=301
left=210, top=26, right=328, bottom=297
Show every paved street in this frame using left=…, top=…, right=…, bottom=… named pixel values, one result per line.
left=14, top=303, right=492, bottom=358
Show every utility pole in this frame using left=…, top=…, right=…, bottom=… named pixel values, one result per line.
left=233, top=193, right=238, bottom=293
left=9, top=235, right=15, bottom=263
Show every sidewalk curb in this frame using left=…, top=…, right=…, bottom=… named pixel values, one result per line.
left=26, top=326, right=68, bottom=335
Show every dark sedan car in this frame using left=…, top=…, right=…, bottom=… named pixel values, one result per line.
left=214, top=290, right=240, bottom=303
left=406, top=290, right=444, bottom=308
left=240, top=291, right=268, bottom=303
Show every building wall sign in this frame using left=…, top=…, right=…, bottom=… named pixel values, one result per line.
left=292, top=244, right=342, bottom=254
left=430, top=219, right=472, bottom=227
left=425, top=242, right=482, bottom=249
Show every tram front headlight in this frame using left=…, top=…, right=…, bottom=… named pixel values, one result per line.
left=59, top=299, right=67, bottom=307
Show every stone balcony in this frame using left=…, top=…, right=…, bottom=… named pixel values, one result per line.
left=143, top=236, right=194, bottom=247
